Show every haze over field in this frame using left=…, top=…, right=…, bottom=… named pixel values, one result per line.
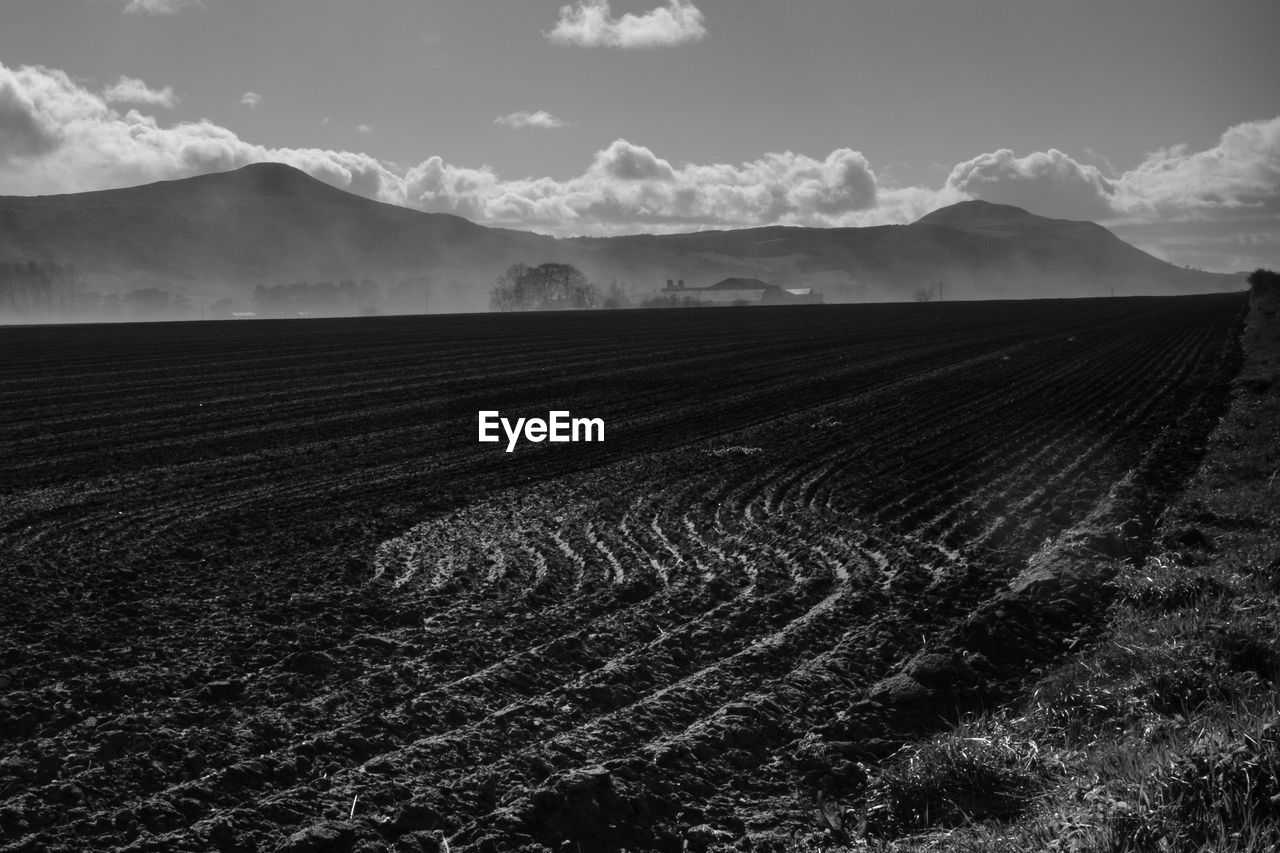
left=0, top=0, right=1276, bottom=321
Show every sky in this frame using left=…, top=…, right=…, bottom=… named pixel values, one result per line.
left=1, top=0, right=1278, bottom=272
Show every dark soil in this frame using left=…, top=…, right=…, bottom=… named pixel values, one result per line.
left=0, top=296, right=1245, bottom=852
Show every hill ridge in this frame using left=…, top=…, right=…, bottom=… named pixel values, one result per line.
left=0, top=163, right=1240, bottom=314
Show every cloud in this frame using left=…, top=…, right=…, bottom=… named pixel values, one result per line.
left=547, top=0, right=706, bottom=48
left=1116, top=116, right=1280, bottom=220
left=0, top=61, right=394, bottom=199
left=0, top=66, right=61, bottom=161
left=946, top=148, right=1117, bottom=221
left=402, top=156, right=501, bottom=221
left=103, top=76, right=179, bottom=109
left=239, top=91, right=263, bottom=109
left=356, top=124, right=375, bottom=135
left=123, top=0, right=202, bottom=13
left=590, top=138, right=675, bottom=181
left=494, top=110, right=567, bottom=130
left=398, top=140, right=903, bottom=233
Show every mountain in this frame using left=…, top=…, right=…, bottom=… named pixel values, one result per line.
left=0, top=164, right=1240, bottom=315
left=0, top=163, right=556, bottom=312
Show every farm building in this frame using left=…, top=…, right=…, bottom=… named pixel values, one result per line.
left=659, top=277, right=823, bottom=305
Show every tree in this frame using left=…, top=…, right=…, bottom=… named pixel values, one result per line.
left=489, top=262, right=600, bottom=311
left=1247, top=268, right=1280, bottom=297
left=913, top=287, right=935, bottom=303
left=489, top=263, right=527, bottom=312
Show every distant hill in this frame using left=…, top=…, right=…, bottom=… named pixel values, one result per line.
left=0, top=163, right=557, bottom=313
left=0, top=163, right=1240, bottom=315
left=568, top=200, right=1238, bottom=302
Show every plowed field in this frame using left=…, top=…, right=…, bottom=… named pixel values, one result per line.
left=0, top=295, right=1245, bottom=852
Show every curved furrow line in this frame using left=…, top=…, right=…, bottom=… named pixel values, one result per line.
left=612, top=505, right=678, bottom=586
left=34, top=567, right=747, bottom=835
left=115, top=549, right=815, bottom=840
left=440, top=574, right=884, bottom=843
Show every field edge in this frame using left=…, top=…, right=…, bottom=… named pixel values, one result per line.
left=820, top=286, right=1280, bottom=852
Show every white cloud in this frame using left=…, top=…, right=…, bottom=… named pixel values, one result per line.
left=239, top=91, right=263, bottom=109
left=356, top=124, right=375, bottom=135
left=547, top=0, right=706, bottom=48
left=123, top=0, right=202, bottom=14
left=946, top=148, right=1116, bottom=221
left=494, top=110, right=567, bottom=130
left=590, top=138, right=674, bottom=181
left=1116, top=117, right=1280, bottom=220
left=103, top=75, right=179, bottom=109
left=399, top=140, right=914, bottom=234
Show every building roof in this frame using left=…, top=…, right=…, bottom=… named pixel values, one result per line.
left=707, top=277, right=773, bottom=291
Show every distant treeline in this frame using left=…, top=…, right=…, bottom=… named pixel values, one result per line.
left=0, top=261, right=208, bottom=320
left=0, top=261, right=82, bottom=317
left=0, top=266, right=458, bottom=321
left=0, top=263, right=208, bottom=321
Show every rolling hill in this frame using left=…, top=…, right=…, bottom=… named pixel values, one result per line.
left=0, top=162, right=1239, bottom=315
